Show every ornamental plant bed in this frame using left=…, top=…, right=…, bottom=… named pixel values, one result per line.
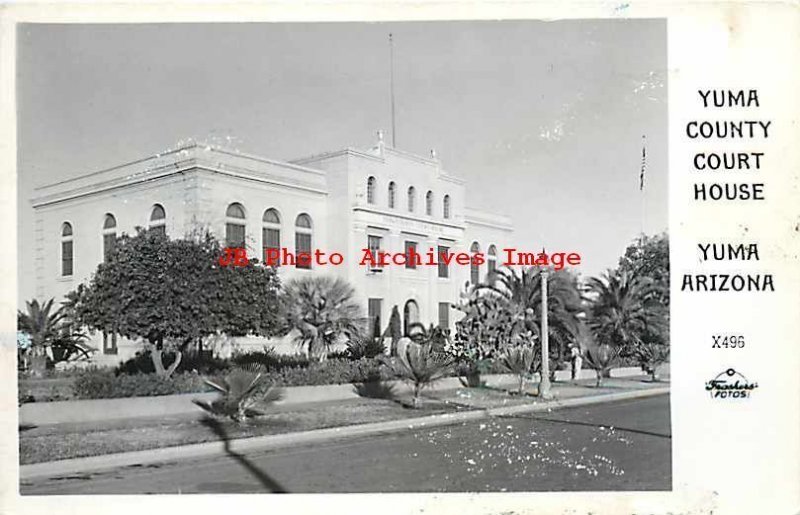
left=19, top=396, right=466, bottom=465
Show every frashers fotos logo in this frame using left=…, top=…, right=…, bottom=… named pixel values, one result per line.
left=705, top=368, right=759, bottom=400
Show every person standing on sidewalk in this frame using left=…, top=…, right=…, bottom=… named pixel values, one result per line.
left=569, top=344, right=583, bottom=380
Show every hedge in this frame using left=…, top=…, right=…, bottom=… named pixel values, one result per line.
left=73, top=357, right=390, bottom=399
left=73, top=369, right=210, bottom=399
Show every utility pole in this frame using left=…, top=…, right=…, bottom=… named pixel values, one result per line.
left=539, top=264, right=553, bottom=399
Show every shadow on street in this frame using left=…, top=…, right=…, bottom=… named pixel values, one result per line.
left=199, top=417, right=289, bottom=493
left=497, top=412, right=671, bottom=439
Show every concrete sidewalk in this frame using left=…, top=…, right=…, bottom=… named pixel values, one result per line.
left=19, top=380, right=669, bottom=481
left=19, top=367, right=646, bottom=426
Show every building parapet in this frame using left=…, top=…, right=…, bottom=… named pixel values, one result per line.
left=31, top=143, right=328, bottom=208
left=464, top=207, right=514, bottom=232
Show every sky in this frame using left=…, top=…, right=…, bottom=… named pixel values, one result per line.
left=17, top=20, right=667, bottom=298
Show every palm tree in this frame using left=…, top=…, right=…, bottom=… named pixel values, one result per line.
left=480, top=266, right=584, bottom=370
left=585, top=269, right=668, bottom=354
left=282, top=276, right=364, bottom=361
left=17, top=298, right=92, bottom=376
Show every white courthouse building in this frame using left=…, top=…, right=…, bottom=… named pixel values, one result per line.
left=29, top=134, right=513, bottom=365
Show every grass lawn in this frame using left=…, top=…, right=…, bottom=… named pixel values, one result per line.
left=19, top=396, right=470, bottom=465
left=19, top=377, right=667, bottom=465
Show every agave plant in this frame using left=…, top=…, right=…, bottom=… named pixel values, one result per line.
left=499, top=344, right=536, bottom=395
left=386, top=341, right=452, bottom=408
left=583, top=343, right=621, bottom=387
left=193, top=365, right=283, bottom=422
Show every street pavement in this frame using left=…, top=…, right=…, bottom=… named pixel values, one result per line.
left=21, top=394, right=671, bottom=494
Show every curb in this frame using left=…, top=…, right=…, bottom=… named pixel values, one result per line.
left=19, top=385, right=669, bottom=481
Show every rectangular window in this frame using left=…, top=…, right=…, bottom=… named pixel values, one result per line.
left=438, top=245, right=450, bottom=278
left=368, top=298, right=383, bottom=338
left=438, top=302, right=450, bottom=329
left=262, top=228, right=280, bottom=267
left=61, top=240, right=73, bottom=276
left=150, top=224, right=166, bottom=236
left=404, top=241, right=417, bottom=269
left=226, top=223, right=245, bottom=249
left=102, top=331, right=118, bottom=355
left=296, top=232, right=312, bottom=269
left=103, top=233, right=116, bottom=261
left=367, top=235, right=383, bottom=267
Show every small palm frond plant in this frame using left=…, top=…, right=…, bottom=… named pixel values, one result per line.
left=630, top=340, right=670, bottom=381
left=386, top=341, right=452, bottom=408
left=499, top=344, right=536, bottom=395
left=193, top=365, right=283, bottom=422
left=582, top=343, right=621, bottom=387
left=346, top=334, right=386, bottom=359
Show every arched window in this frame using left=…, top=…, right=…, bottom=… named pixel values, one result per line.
left=388, top=182, right=396, bottom=209
left=425, top=191, right=433, bottom=216
left=61, top=222, right=74, bottom=277
left=403, top=299, right=420, bottom=337
left=262, top=208, right=281, bottom=266
left=470, top=241, right=481, bottom=285
left=225, top=202, right=246, bottom=248
left=407, top=186, right=416, bottom=212
left=487, top=244, right=497, bottom=278
left=295, top=213, right=313, bottom=269
left=443, top=195, right=451, bottom=219
left=149, top=204, right=166, bottom=235
left=102, top=214, right=117, bottom=260
left=366, top=176, right=376, bottom=204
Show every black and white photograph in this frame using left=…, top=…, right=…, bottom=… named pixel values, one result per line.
left=15, top=20, right=670, bottom=495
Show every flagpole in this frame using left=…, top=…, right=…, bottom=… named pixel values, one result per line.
left=389, top=33, right=396, bottom=148
left=639, top=134, right=647, bottom=242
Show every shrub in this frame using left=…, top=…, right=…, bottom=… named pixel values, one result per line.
left=271, top=357, right=389, bottom=387
left=18, top=390, right=35, bottom=405
left=326, top=349, right=353, bottom=361
left=116, top=350, right=230, bottom=376
left=345, top=336, right=386, bottom=360
left=73, top=368, right=209, bottom=399
left=232, top=348, right=310, bottom=371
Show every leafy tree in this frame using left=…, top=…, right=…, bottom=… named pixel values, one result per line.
left=585, top=269, right=668, bottom=355
left=618, top=233, right=669, bottom=306
left=69, top=229, right=282, bottom=378
left=282, top=276, right=364, bottom=361
left=17, top=298, right=93, bottom=375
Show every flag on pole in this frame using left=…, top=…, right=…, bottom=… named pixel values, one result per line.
left=639, top=135, right=647, bottom=191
